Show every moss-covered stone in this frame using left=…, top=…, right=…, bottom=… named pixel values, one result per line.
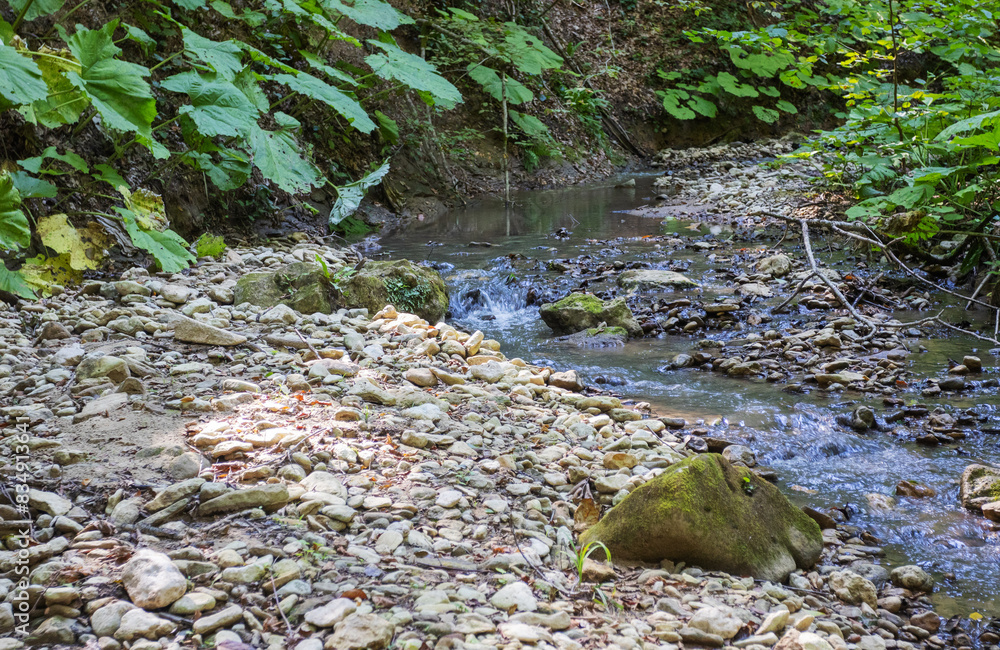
left=960, top=464, right=1000, bottom=511
left=233, top=262, right=336, bottom=314
left=539, top=293, right=641, bottom=337
left=339, top=260, right=448, bottom=323
left=579, top=454, right=822, bottom=582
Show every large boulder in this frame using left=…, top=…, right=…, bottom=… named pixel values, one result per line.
left=234, top=262, right=335, bottom=314
left=539, top=293, right=641, bottom=337
left=339, top=260, right=448, bottom=323
left=959, top=464, right=1000, bottom=511
left=579, top=454, right=822, bottom=582
left=617, top=269, right=698, bottom=291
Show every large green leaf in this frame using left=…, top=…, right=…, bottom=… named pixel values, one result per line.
left=0, top=43, right=47, bottom=105
left=321, top=0, right=414, bottom=30
left=116, top=207, right=195, bottom=272
left=272, top=71, right=375, bottom=133
left=66, top=21, right=156, bottom=140
left=509, top=110, right=547, bottom=137
left=365, top=41, right=462, bottom=106
left=0, top=265, right=35, bottom=299
left=21, top=46, right=88, bottom=128
left=300, top=50, right=358, bottom=87
left=716, top=72, right=759, bottom=98
left=187, top=147, right=250, bottom=191
left=0, top=173, right=31, bottom=251
left=181, top=27, right=243, bottom=80
left=502, top=26, right=562, bottom=75
left=330, top=160, right=390, bottom=228
left=9, top=0, right=65, bottom=22
left=162, top=71, right=259, bottom=137
left=19, top=146, right=89, bottom=174
left=10, top=171, right=57, bottom=198
left=467, top=64, right=532, bottom=104
left=247, top=116, right=322, bottom=194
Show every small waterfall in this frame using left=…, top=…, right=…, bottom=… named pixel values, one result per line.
left=447, top=262, right=534, bottom=326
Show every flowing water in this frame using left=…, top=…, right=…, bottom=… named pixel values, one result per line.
left=380, top=175, right=1000, bottom=617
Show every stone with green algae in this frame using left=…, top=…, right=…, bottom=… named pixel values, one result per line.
left=579, top=453, right=822, bottom=582
left=538, top=293, right=641, bottom=337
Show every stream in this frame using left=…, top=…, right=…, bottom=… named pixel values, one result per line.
left=378, top=174, right=1000, bottom=618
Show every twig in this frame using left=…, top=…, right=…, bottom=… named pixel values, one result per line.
left=294, top=328, right=320, bottom=359
left=270, top=572, right=294, bottom=636
left=773, top=271, right=819, bottom=313
left=798, top=220, right=877, bottom=333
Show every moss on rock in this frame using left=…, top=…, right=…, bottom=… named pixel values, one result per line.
left=233, top=262, right=336, bottom=314
left=539, top=293, right=642, bottom=337
left=579, top=454, right=822, bottom=582
left=339, top=260, right=448, bottom=323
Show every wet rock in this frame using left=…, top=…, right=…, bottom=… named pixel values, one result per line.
left=340, top=259, right=449, bottom=322
left=889, top=565, right=934, bottom=592
left=173, top=316, right=247, bottom=346
left=937, top=376, right=965, bottom=391
left=759, top=254, right=793, bottom=277
left=539, top=293, right=642, bottom=337
left=865, top=493, right=895, bottom=511
left=121, top=549, right=187, bottom=609
left=963, top=355, right=983, bottom=372
left=959, top=464, right=1000, bottom=511
left=580, top=454, right=822, bottom=581
left=618, top=269, right=698, bottom=291
left=849, top=406, right=875, bottom=430
left=895, top=480, right=936, bottom=498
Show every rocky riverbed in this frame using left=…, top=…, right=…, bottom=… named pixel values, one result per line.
left=1, top=231, right=996, bottom=650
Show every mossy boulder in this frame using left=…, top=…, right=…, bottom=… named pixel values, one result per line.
left=579, top=454, right=822, bottom=582
left=618, top=269, right=698, bottom=291
left=539, top=293, right=641, bottom=337
left=233, top=262, right=336, bottom=314
left=960, top=464, right=1000, bottom=511
left=339, top=260, right=448, bottom=323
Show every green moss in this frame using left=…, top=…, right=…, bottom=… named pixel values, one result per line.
left=586, top=326, right=628, bottom=337
left=339, top=260, right=448, bottom=322
left=554, top=292, right=605, bottom=314
left=579, top=454, right=822, bottom=581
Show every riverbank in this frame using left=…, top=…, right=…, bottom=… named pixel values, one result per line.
left=0, top=226, right=986, bottom=650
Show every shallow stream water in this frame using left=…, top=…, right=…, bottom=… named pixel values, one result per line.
left=379, top=175, right=1000, bottom=617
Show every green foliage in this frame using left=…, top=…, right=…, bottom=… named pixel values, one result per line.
left=66, top=21, right=157, bottom=142
left=666, top=0, right=1000, bottom=246
left=330, top=160, right=390, bottom=234
left=431, top=10, right=562, bottom=145
left=0, top=0, right=462, bottom=293
left=562, top=540, right=613, bottom=586
left=195, top=233, right=227, bottom=258
left=0, top=173, right=31, bottom=251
